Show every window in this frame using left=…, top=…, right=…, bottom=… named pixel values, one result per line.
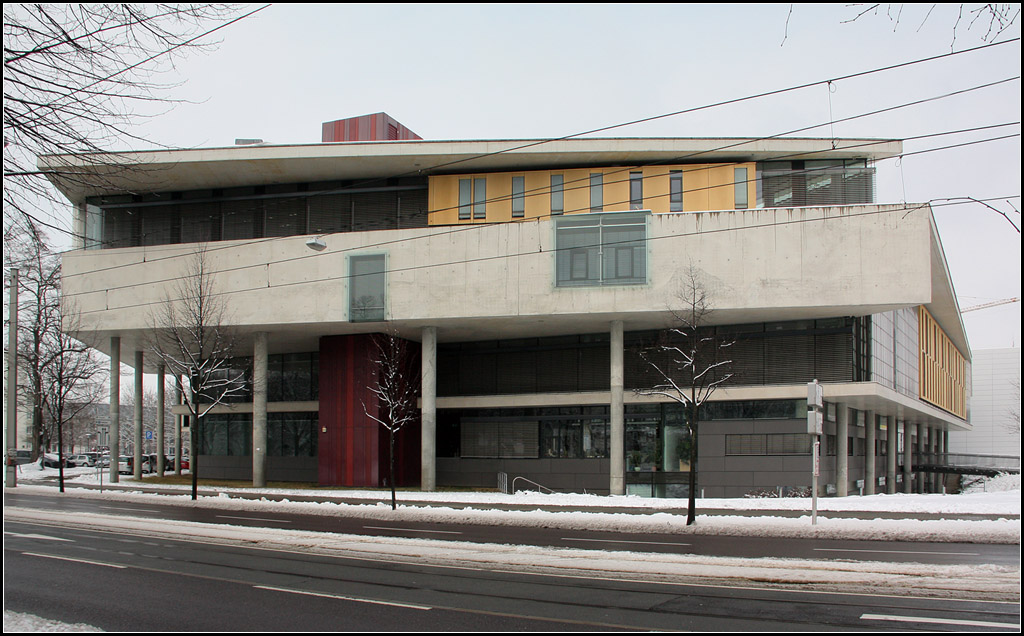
left=590, top=173, right=603, bottom=212
left=349, top=254, right=386, bottom=322
left=734, top=167, right=748, bottom=209
left=512, top=176, right=525, bottom=218
left=458, top=179, right=472, bottom=220
left=458, top=178, right=486, bottom=219
left=630, top=172, right=643, bottom=210
left=670, top=170, right=683, bottom=212
left=550, top=174, right=564, bottom=215
left=555, top=212, right=646, bottom=287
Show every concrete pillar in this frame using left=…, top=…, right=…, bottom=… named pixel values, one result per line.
left=109, top=337, right=120, bottom=483
left=836, top=404, right=849, bottom=496
left=420, top=326, right=437, bottom=492
left=609, top=320, right=625, bottom=496
left=921, top=423, right=929, bottom=493
left=864, top=410, right=876, bottom=495
left=156, top=365, right=165, bottom=476
left=252, top=332, right=268, bottom=487
left=133, top=351, right=144, bottom=480
left=886, top=416, right=897, bottom=494
left=942, top=429, right=949, bottom=493
left=903, top=421, right=914, bottom=494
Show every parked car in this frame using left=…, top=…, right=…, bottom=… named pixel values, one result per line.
left=118, top=455, right=131, bottom=474
left=39, top=453, right=67, bottom=468
left=69, top=454, right=93, bottom=468
left=97, top=454, right=111, bottom=468
left=14, top=450, right=32, bottom=465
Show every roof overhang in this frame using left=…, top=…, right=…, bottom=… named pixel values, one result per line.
left=40, top=136, right=903, bottom=205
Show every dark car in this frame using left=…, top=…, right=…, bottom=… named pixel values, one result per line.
left=39, top=453, right=67, bottom=468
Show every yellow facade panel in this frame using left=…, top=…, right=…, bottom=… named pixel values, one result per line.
left=429, top=162, right=759, bottom=225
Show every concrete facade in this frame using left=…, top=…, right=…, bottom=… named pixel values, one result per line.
left=48, top=135, right=971, bottom=496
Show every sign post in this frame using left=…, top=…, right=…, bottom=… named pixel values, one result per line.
left=807, top=380, right=823, bottom=525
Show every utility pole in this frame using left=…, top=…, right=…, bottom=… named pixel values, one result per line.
left=7, top=268, right=19, bottom=487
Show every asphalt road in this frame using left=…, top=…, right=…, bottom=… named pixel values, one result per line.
left=4, top=517, right=1020, bottom=632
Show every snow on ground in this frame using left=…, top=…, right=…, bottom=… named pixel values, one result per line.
left=7, top=463, right=1022, bottom=544
left=3, top=611, right=103, bottom=633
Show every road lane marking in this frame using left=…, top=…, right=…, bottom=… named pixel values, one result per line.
left=562, top=537, right=691, bottom=547
left=216, top=515, right=292, bottom=523
left=23, top=552, right=127, bottom=569
left=4, top=532, right=73, bottom=542
left=364, top=526, right=462, bottom=535
left=254, top=585, right=431, bottom=610
left=861, top=613, right=1020, bottom=629
left=98, top=506, right=162, bottom=513
left=816, top=548, right=980, bottom=556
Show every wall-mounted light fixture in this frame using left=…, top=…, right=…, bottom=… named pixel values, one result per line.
left=306, top=236, right=327, bottom=251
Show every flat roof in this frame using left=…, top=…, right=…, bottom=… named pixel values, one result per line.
left=41, top=136, right=902, bottom=204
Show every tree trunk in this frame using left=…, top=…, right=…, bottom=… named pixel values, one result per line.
left=390, top=429, right=397, bottom=511
left=687, top=400, right=698, bottom=526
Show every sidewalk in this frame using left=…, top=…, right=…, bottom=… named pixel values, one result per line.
left=11, top=471, right=1020, bottom=523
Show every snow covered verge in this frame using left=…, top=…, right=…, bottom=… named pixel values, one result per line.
left=5, top=505, right=1021, bottom=604
left=3, top=611, right=102, bottom=633
left=6, top=470, right=1022, bottom=544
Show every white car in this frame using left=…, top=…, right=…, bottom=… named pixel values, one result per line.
left=69, top=454, right=93, bottom=467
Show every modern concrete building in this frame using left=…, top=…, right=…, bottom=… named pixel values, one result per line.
left=46, top=115, right=972, bottom=497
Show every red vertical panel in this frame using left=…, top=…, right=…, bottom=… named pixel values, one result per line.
left=318, top=334, right=422, bottom=488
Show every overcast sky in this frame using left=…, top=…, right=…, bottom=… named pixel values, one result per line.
left=85, top=4, right=1024, bottom=352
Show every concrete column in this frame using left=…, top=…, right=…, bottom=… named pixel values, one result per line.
left=919, top=425, right=927, bottom=493
left=252, top=332, right=268, bottom=487
left=609, top=320, right=625, bottom=496
left=109, top=337, right=120, bottom=483
left=836, top=404, right=849, bottom=496
left=156, top=365, right=165, bottom=476
left=929, top=427, right=937, bottom=491
left=420, top=326, right=437, bottom=492
left=903, top=421, right=914, bottom=494
left=134, top=351, right=144, bottom=480
left=864, top=410, right=876, bottom=495
left=942, top=429, right=949, bottom=493
left=174, top=380, right=182, bottom=475
left=885, top=416, right=897, bottom=494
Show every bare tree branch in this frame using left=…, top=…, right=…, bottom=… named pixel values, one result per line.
left=634, top=265, right=733, bottom=525
left=149, top=245, right=245, bottom=499
left=3, top=4, right=249, bottom=237
left=363, top=328, right=420, bottom=510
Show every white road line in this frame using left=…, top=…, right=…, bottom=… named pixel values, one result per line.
left=562, top=537, right=692, bottom=547
left=216, top=515, right=292, bottom=523
left=4, top=532, right=73, bottom=542
left=861, top=613, right=1020, bottom=629
left=98, top=506, right=162, bottom=513
left=364, top=526, right=462, bottom=535
left=254, top=585, right=431, bottom=610
left=23, top=552, right=127, bottom=569
left=815, top=548, right=980, bottom=556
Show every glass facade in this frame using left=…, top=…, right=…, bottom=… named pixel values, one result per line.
left=199, top=412, right=318, bottom=457
left=83, top=179, right=428, bottom=250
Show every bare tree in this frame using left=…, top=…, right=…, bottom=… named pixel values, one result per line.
left=5, top=219, right=63, bottom=459
left=150, top=247, right=244, bottom=499
left=839, top=4, right=1019, bottom=49
left=634, top=267, right=733, bottom=525
left=363, top=329, right=420, bottom=510
left=3, top=4, right=250, bottom=234
left=40, top=301, right=107, bottom=492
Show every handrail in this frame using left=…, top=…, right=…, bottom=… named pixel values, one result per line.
left=511, top=476, right=555, bottom=494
